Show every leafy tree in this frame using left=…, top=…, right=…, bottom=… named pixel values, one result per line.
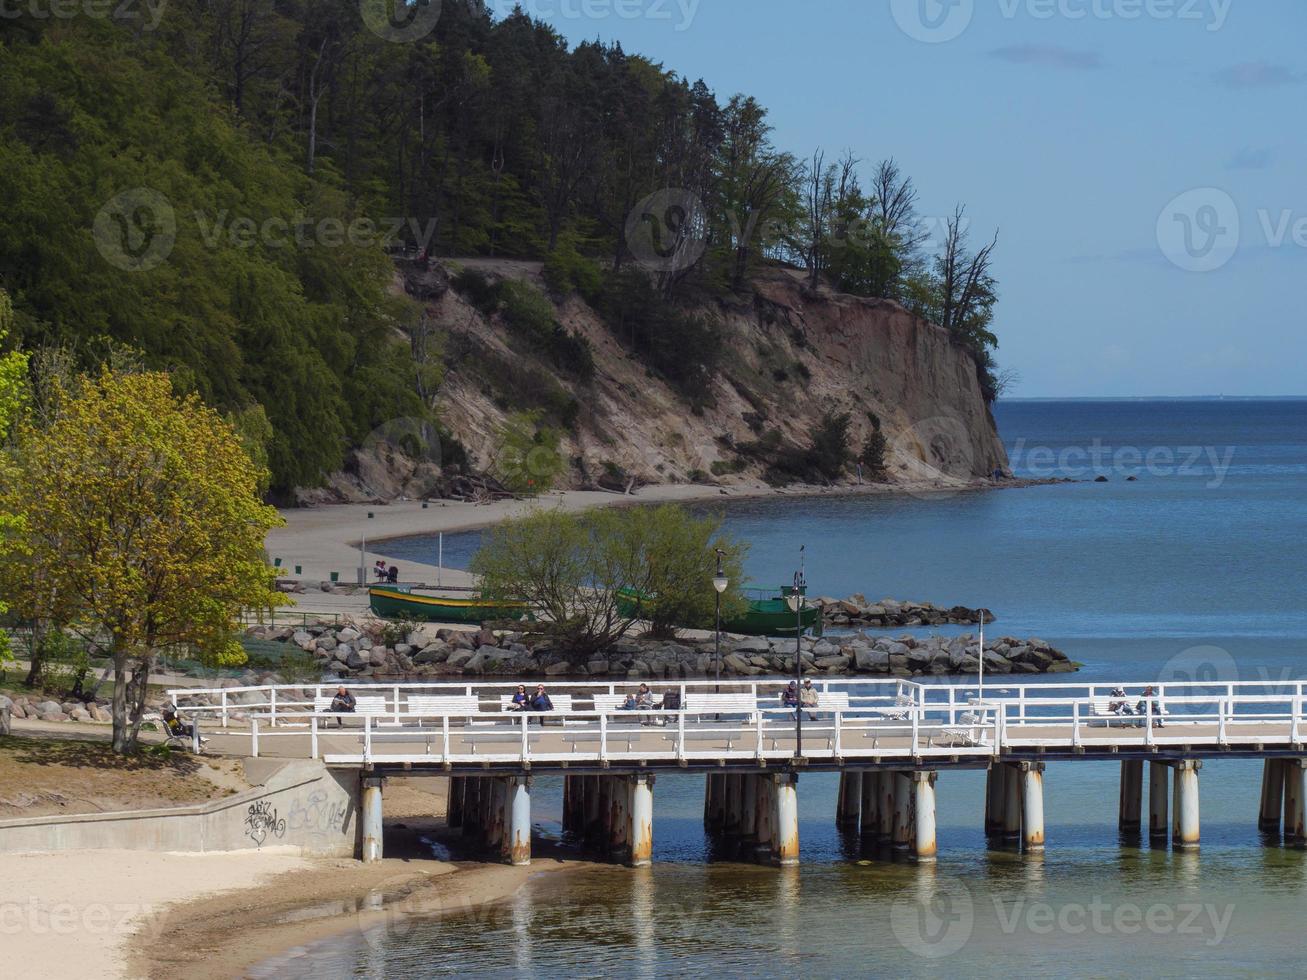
left=0, top=371, right=284, bottom=752
left=0, top=290, right=28, bottom=668
left=859, top=413, right=888, bottom=479
left=471, top=508, right=650, bottom=657
left=621, top=505, right=748, bottom=639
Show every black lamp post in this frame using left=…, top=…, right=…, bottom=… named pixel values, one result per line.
left=712, top=549, right=728, bottom=694
left=786, top=551, right=807, bottom=759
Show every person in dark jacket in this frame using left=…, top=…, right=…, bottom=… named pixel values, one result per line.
left=330, top=686, right=356, bottom=727
left=508, top=685, right=530, bottom=711
left=530, top=684, right=554, bottom=712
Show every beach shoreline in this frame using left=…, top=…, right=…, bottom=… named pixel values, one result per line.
left=267, top=477, right=1049, bottom=591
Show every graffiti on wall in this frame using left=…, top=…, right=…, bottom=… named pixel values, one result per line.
left=244, top=800, right=287, bottom=847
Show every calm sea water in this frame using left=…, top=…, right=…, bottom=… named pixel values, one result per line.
left=277, top=400, right=1307, bottom=978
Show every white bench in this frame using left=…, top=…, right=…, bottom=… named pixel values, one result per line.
left=874, top=693, right=915, bottom=720
left=685, top=693, right=760, bottom=721
left=406, top=695, right=482, bottom=719
left=314, top=695, right=389, bottom=717
left=497, top=693, right=579, bottom=726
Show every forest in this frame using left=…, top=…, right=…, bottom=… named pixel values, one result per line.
left=0, top=0, right=1002, bottom=496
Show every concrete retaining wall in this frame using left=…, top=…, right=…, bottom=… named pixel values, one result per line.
left=0, top=760, right=360, bottom=857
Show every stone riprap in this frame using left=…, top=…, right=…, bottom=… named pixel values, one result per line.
left=244, top=621, right=1077, bottom=681
left=818, top=595, right=995, bottom=629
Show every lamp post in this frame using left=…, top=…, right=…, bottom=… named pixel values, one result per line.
left=786, top=550, right=807, bottom=759
left=712, top=550, right=728, bottom=694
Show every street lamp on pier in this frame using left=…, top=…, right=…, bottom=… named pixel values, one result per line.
left=712, top=549, right=728, bottom=693
left=785, top=549, right=807, bottom=759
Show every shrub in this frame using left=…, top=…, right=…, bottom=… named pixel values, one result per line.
left=859, top=414, right=888, bottom=478
left=490, top=411, right=567, bottom=495
left=451, top=268, right=501, bottom=313
left=808, top=411, right=853, bottom=482
left=499, top=280, right=596, bottom=382
left=543, top=233, right=604, bottom=299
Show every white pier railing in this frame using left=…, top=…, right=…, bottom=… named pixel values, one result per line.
left=164, top=677, right=1307, bottom=767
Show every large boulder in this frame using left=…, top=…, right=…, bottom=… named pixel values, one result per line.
left=292, top=630, right=315, bottom=651
left=854, top=648, right=890, bottom=672
left=731, top=637, right=772, bottom=655
left=414, top=640, right=452, bottom=664
left=337, top=626, right=362, bottom=643
left=345, top=651, right=367, bottom=671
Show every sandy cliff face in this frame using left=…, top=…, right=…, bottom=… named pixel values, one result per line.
left=306, top=260, right=1006, bottom=502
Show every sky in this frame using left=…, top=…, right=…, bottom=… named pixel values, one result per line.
left=492, top=0, right=1305, bottom=397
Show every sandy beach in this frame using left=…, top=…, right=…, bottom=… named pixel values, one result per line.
left=0, top=849, right=311, bottom=978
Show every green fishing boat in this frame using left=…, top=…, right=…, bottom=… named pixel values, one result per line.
left=368, top=586, right=532, bottom=624
left=616, top=585, right=821, bottom=637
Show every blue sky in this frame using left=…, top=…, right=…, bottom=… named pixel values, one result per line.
left=502, top=0, right=1305, bottom=397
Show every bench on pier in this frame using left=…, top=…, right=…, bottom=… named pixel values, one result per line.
left=496, top=694, right=579, bottom=726
left=684, top=693, right=760, bottom=720
left=405, top=695, right=482, bottom=720
left=1087, top=696, right=1168, bottom=727
left=872, top=693, right=916, bottom=720
left=313, top=695, right=389, bottom=723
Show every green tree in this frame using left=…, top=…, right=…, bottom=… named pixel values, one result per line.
left=0, top=290, right=28, bottom=668
left=859, top=414, right=888, bottom=480
left=471, top=508, right=650, bottom=656
left=490, top=411, right=566, bottom=496
left=0, top=371, right=285, bottom=752
left=622, top=505, right=748, bottom=639
left=808, top=411, right=852, bottom=482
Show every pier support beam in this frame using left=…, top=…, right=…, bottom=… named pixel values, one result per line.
left=361, top=777, right=384, bottom=863
left=754, top=774, right=775, bottom=860
left=1172, top=760, right=1201, bottom=850
left=446, top=776, right=465, bottom=829
left=608, top=776, right=631, bottom=862
left=1020, top=763, right=1046, bottom=852
left=1283, top=761, right=1306, bottom=845
left=584, top=775, right=603, bottom=844
left=724, top=775, right=744, bottom=837
left=504, top=776, right=532, bottom=866
left=462, top=778, right=483, bottom=838
left=1001, top=764, right=1022, bottom=841
left=1118, top=760, right=1143, bottom=834
left=739, top=772, right=759, bottom=842
left=772, top=774, right=800, bottom=866
left=485, top=777, right=507, bottom=854
left=892, top=771, right=913, bottom=850
left=984, top=766, right=1004, bottom=838
left=860, top=771, right=879, bottom=838
left=629, top=775, right=654, bottom=867
left=1260, top=760, right=1287, bottom=834
left=877, top=771, right=895, bottom=842
left=704, top=774, right=726, bottom=831
left=1148, top=762, right=1170, bottom=840
left=910, top=771, right=938, bottom=861
left=837, top=772, right=862, bottom=831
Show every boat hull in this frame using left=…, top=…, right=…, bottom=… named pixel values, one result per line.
left=368, top=587, right=530, bottom=624
left=616, top=589, right=820, bottom=637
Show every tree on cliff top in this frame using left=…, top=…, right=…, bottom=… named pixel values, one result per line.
left=0, top=371, right=284, bottom=752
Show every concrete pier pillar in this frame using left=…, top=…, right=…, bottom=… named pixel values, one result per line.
left=877, top=771, right=895, bottom=841
left=1261, top=760, right=1287, bottom=833
left=462, top=777, right=482, bottom=837
left=1001, top=764, right=1022, bottom=841
left=910, top=771, right=938, bottom=861
left=446, top=776, right=465, bottom=829
left=740, top=772, right=759, bottom=841
left=1148, top=762, right=1169, bottom=839
left=485, top=778, right=507, bottom=853
left=772, top=773, right=800, bottom=866
left=1020, top=763, right=1046, bottom=852
left=724, top=775, right=744, bottom=836
left=1118, top=760, right=1143, bottom=834
left=361, top=778, right=384, bottom=863
left=860, top=772, right=879, bottom=838
left=754, top=774, right=775, bottom=860
left=504, top=776, right=531, bottom=866
left=629, top=775, right=654, bottom=867
left=1283, top=761, right=1306, bottom=844
left=984, top=766, right=1004, bottom=838
left=608, top=776, right=631, bottom=862
left=837, top=772, right=862, bottom=831
left=1172, top=760, right=1201, bottom=850
left=892, top=771, right=913, bottom=850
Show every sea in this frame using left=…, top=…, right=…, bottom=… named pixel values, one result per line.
left=258, top=399, right=1307, bottom=978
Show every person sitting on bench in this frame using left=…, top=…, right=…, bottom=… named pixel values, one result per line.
left=636, top=683, right=666, bottom=726
left=800, top=678, right=820, bottom=721
left=1109, top=687, right=1134, bottom=715
left=507, top=685, right=530, bottom=711
left=330, top=685, right=356, bottom=727
left=1136, top=686, right=1164, bottom=727
left=161, top=704, right=206, bottom=744
left=529, top=684, right=554, bottom=725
